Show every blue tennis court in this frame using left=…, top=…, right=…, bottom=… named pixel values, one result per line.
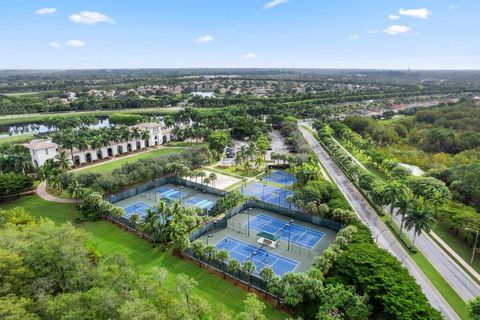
left=184, top=195, right=215, bottom=210
left=156, top=186, right=190, bottom=202
left=264, top=170, right=296, bottom=186
left=241, top=182, right=295, bottom=209
left=247, top=214, right=325, bottom=249
left=123, top=201, right=152, bottom=219
left=216, top=236, right=298, bottom=276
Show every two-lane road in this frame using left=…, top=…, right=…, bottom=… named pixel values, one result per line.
left=299, top=125, right=459, bottom=320
left=389, top=207, right=480, bottom=301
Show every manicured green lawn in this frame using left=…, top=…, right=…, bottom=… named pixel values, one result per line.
left=0, top=196, right=287, bottom=319
left=0, top=133, right=34, bottom=144
left=75, top=147, right=186, bottom=175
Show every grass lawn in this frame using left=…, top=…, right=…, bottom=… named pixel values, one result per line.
left=165, top=141, right=205, bottom=148
left=0, top=107, right=223, bottom=126
left=214, top=165, right=263, bottom=178
left=0, top=133, right=34, bottom=144
left=0, top=196, right=287, bottom=320
left=74, top=147, right=186, bottom=175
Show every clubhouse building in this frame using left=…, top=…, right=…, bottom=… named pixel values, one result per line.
left=25, top=122, right=174, bottom=168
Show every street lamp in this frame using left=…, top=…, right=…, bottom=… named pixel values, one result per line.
left=465, top=227, right=479, bottom=264
left=262, top=184, right=266, bottom=201
left=206, top=234, right=213, bottom=245
left=287, top=219, right=294, bottom=251
left=245, top=208, right=252, bottom=237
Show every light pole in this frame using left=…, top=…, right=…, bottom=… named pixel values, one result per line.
left=466, top=227, right=479, bottom=264
left=287, top=219, right=294, bottom=251
left=206, top=234, right=213, bottom=246
left=262, top=184, right=265, bottom=201
left=245, top=208, right=252, bottom=237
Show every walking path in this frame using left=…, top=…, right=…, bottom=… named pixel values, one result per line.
left=36, top=181, right=79, bottom=204
left=299, top=123, right=459, bottom=320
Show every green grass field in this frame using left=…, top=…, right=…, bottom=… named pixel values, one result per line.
left=0, top=133, right=34, bottom=144
left=0, top=196, right=287, bottom=319
left=74, top=147, right=186, bottom=175
left=0, top=107, right=224, bottom=126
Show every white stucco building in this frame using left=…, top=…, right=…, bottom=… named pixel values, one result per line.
left=25, top=122, right=175, bottom=168
left=24, top=139, right=59, bottom=168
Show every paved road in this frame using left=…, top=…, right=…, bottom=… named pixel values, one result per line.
left=390, top=206, right=480, bottom=301
left=299, top=125, right=459, bottom=320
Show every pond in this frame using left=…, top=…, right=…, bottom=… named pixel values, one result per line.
left=398, top=162, right=425, bottom=176
left=0, top=117, right=111, bottom=138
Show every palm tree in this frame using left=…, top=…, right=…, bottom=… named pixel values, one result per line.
left=404, top=203, right=434, bottom=245
left=246, top=142, right=258, bottom=162
left=12, top=152, right=32, bottom=175
left=140, top=130, right=150, bottom=144
left=139, top=209, right=161, bottom=247
left=259, top=266, right=275, bottom=298
left=197, top=171, right=206, bottom=185
left=90, top=136, right=102, bottom=159
left=57, top=150, right=70, bottom=171
left=131, top=127, right=141, bottom=140
left=66, top=178, right=82, bottom=203
left=227, top=259, right=241, bottom=283
left=205, top=244, right=216, bottom=269
left=242, top=260, right=256, bottom=290
left=396, top=190, right=413, bottom=232
left=76, top=137, right=89, bottom=153
left=129, top=213, right=140, bottom=226
left=203, top=177, right=211, bottom=189
left=208, top=173, right=217, bottom=187
left=215, top=249, right=229, bottom=279
left=190, top=240, right=207, bottom=267
left=383, top=180, right=405, bottom=217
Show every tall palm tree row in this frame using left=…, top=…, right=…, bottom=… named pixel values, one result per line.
left=50, top=125, right=150, bottom=158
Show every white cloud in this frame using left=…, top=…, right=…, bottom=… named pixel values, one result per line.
left=243, top=52, right=257, bottom=60
left=49, top=42, right=61, bottom=48
left=194, top=35, right=214, bottom=43
left=383, top=25, right=411, bottom=35
left=349, top=34, right=359, bottom=40
left=264, top=0, right=287, bottom=10
left=69, top=11, right=114, bottom=25
left=366, top=29, right=379, bottom=34
left=448, top=5, right=458, bottom=10
left=388, top=14, right=400, bottom=20
left=66, top=40, right=86, bottom=48
left=35, top=8, right=57, bottom=15
left=399, top=8, right=431, bottom=19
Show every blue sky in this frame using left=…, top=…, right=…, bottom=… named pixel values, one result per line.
left=0, top=0, right=478, bottom=69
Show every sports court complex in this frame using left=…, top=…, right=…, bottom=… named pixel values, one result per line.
left=115, top=183, right=220, bottom=220
left=240, top=181, right=296, bottom=210
left=196, top=207, right=337, bottom=276
left=263, top=169, right=296, bottom=186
